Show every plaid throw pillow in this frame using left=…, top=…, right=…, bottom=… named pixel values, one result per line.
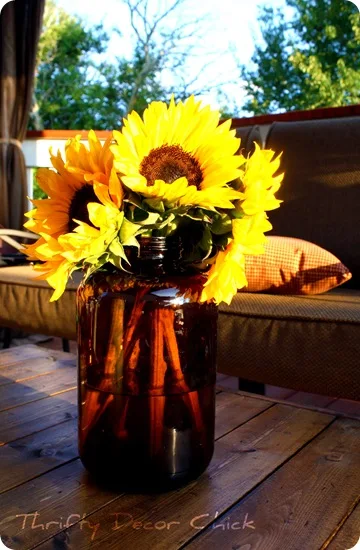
left=242, top=236, right=352, bottom=295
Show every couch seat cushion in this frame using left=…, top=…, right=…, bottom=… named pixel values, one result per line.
left=218, top=288, right=360, bottom=400
left=220, top=288, right=360, bottom=324
left=0, top=266, right=78, bottom=340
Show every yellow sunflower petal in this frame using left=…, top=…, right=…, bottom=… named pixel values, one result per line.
left=46, top=260, right=75, bottom=302
left=201, top=242, right=247, bottom=305
left=241, top=143, right=283, bottom=215
left=112, top=96, right=242, bottom=210
left=24, top=130, right=116, bottom=265
left=178, top=185, right=243, bottom=210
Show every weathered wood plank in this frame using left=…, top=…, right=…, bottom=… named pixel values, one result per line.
left=326, top=398, right=360, bottom=419
left=32, top=405, right=333, bottom=550
left=0, top=355, right=76, bottom=387
left=264, top=386, right=297, bottom=400
left=289, top=391, right=337, bottom=409
left=234, top=388, right=360, bottom=420
left=0, top=459, right=120, bottom=550
left=325, top=501, right=360, bottom=550
left=0, top=367, right=77, bottom=412
left=0, top=395, right=276, bottom=550
left=0, top=389, right=77, bottom=446
left=0, top=419, right=78, bottom=494
left=0, top=386, right=267, bottom=447
left=0, top=345, right=72, bottom=367
left=186, top=417, right=360, bottom=550
left=215, top=391, right=273, bottom=438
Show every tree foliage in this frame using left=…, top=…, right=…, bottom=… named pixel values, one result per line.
left=30, top=1, right=113, bottom=129
left=29, top=0, right=217, bottom=130
left=241, top=0, right=360, bottom=114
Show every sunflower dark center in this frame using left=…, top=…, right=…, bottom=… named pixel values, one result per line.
left=68, top=184, right=97, bottom=232
left=140, top=145, right=203, bottom=188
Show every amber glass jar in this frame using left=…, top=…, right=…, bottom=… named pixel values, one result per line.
left=77, top=237, right=218, bottom=490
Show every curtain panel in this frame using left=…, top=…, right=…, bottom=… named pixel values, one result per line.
left=0, top=0, right=45, bottom=230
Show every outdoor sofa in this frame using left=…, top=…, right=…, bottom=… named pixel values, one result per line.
left=1, top=115, right=359, bottom=400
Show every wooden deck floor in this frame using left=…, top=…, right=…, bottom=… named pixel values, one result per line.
left=28, top=336, right=360, bottom=420
left=217, top=374, right=360, bottom=419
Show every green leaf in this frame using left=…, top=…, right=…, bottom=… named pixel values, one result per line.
left=119, top=218, right=141, bottom=245
left=198, top=226, right=213, bottom=260
left=127, top=207, right=148, bottom=224
left=230, top=204, right=245, bottom=219
left=121, top=235, right=139, bottom=249
left=109, top=238, right=129, bottom=263
left=136, top=211, right=161, bottom=226
left=215, top=234, right=232, bottom=249
left=124, top=191, right=143, bottom=209
left=184, top=209, right=212, bottom=224
left=157, top=213, right=176, bottom=230
left=144, top=198, right=165, bottom=212
left=84, top=254, right=110, bottom=278
left=109, top=254, right=132, bottom=271
left=211, top=213, right=232, bottom=234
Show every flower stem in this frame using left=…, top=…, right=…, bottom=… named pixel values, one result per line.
left=149, top=308, right=167, bottom=457
left=162, top=309, right=204, bottom=434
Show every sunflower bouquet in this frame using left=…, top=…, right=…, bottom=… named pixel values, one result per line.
left=24, top=96, right=282, bottom=479
left=25, top=95, right=282, bottom=304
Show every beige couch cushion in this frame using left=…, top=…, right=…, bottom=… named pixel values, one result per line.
left=0, top=266, right=77, bottom=340
left=218, top=289, right=360, bottom=400
left=220, top=288, right=360, bottom=323
left=2, top=265, right=359, bottom=399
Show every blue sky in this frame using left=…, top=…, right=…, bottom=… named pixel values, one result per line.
left=56, top=0, right=289, bottom=112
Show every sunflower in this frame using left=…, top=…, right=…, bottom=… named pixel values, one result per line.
left=28, top=234, right=81, bottom=301
left=241, top=144, right=283, bottom=216
left=23, top=98, right=283, bottom=306
left=24, top=132, right=124, bottom=300
left=27, top=180, right=127, bottom=301
left=24, top=130, right=118, bottom=240
left=201, top=146, right=283, bottom=305
left=111, top=96, right=244, bottom=210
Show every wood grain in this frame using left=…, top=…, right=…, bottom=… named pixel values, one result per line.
left=214, top=392, right=272, bottom=439
left=32, top=405, right=332, bottom=550
left=0, top=389, right=77, bottom=446
left=0, top=355, right=76, bottom=387
left=0, top=390, right=267, bottom=451
left=1, top=347, right=356, bottom=550
left=289, top=391, right=336, bottom=409
left=0, top=395, right=277, bottom=550
left=0, top=367, right=76, bottom=412
left=0, top=459, right=120, bottom=550
left=326, top=502, right=360, bottom=550
left=326, top=399, right=360, bottom=419
left=186, top=417, right=360, bottom=550
left=0, top=345, right=72, bottom=367
left=0, top=419, right=78, bottom=494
